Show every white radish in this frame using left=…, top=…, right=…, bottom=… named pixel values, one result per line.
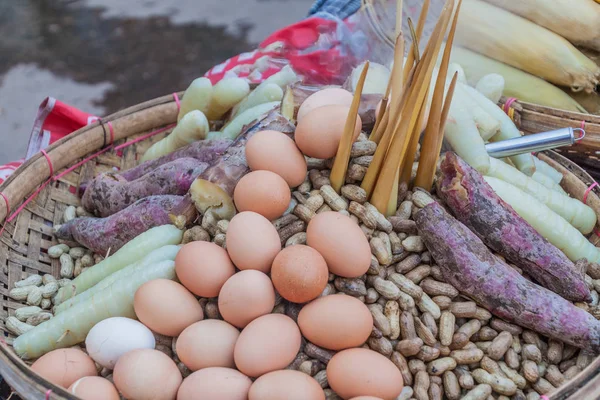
left=454, top=84, right=500, bottom=140
left=13, top=260, right=176, bottom=360
left=476, top=74, right=505, bottom=104
left=54, top=245, right=180, bottom=314
left=460, top=83, right=536, bottom=175
left=204, top=77, right=250, bottom=120
left=141, top=110, right=209, bottom=162
left=486, top=158, right=596, bottom=234
left=177, top=77, right=213, bottom=122
left=484, top=176, right=600, bottom=263
left=533, top=157, right=563, bottom=184
left=531, top=171, right=567, bottom=196
left=53, top=225, right=183, bottom=305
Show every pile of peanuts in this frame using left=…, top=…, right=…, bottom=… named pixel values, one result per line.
left=188, top=133, right=600, bottom=400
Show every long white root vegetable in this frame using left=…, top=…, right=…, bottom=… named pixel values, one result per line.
left=54, top=245, right=180, bottom=314
left=531, top=171, right=567, bottom=196
left=484, top=176, right=600, bottom=263
left=484, top=0, right=600, bottom=52
left=53, top=225, right=183, bottom=305
left=456, top=0, right=600, bottom=93
left=14, top=260, right=176, bottom=359
left=454, top=84, right=500, bottom=140
left=207, top=101, right=280, bottom=140
left=450, top=47, right=587, bottom=113
left=460, top=83, right=536, bottom=175
left=533, top=157, right=563, bottom=184
left=230, top=83, right=283, bottom=118
left=487, top=158, right=597, bottom=234
left=141, top=110, right=209, bottom=162
left=205, top=77, right=250, bottom=120
left=177, top=77, right=213, bottom=121
left=475, top=73, right=504, bottom=104
left=444, top=96, right=491, bottom=174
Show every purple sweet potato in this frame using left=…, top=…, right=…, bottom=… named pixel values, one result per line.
left=436, top=152, right=591, bottom=302
left=415, top=201, right=600, bottom=353
left=82, top=157, right=207, bottom=217
left=55, top=195, right=196, bottom=255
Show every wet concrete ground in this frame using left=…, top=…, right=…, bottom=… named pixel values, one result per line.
left=0, top=0, right=313, bottom=165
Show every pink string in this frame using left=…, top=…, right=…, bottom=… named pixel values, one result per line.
left=582, top=120, right=586, bottom=130
left=583, top=182, right=598, bottom=205
left=0, top=94, right=183, bottom=231
left=45, top=389, right=52, bottom=400
left=503, top=97, right=517, bottom=113
left=40, top=149, right=53, bottom=176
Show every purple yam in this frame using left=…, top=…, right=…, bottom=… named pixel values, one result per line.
left=415, top=201, right=600, bottom=353
left=436, top=152, right=591, bottom=302
left=55, top=195, right=195, bottom=255
left=82, top=157, right=207, bottom=217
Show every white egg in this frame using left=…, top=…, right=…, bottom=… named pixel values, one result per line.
left=85, top=317, right=155, bottom=369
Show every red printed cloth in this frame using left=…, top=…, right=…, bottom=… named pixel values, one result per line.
left=0, top=15, right=359, bottom=185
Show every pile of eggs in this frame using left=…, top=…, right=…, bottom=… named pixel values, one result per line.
left=29, top=87, right=404, bottom=400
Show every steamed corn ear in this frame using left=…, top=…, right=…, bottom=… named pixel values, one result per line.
left=484, top=176, right=600, bottom=263
left=475, top=73, right=504, bottom=104
left=533, top=157, right=563, bottom=184
left=14, top=260, right=177, bottom=360
left=485, top=0, right=600, bottom=52
left=486, top=158, right=597, bottom=234
left=451, top=47, right=587, bottom=113
left=460, top=83, right=535, bottom=175
left=532, top=171, right=567, bottom=196
left=456, top=0, right=600, bottom=93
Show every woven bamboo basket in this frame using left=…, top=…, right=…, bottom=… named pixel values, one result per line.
left=0, top=90, right=599, bottom=399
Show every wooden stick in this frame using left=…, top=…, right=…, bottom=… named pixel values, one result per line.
left=369, top=75, right=393, bottom=143
left=408, top=18, right=420, bottom=63
left=413, top=0, right=462, bottom=191
left=370, top=0, right=453, bottom=214
left=403, top=0, right=430, bottom=84
left=399, top=88, right=429, bottom=186
left=395, top=0, right=404, bottom=38
left=330, top=62, right=370, bottom=193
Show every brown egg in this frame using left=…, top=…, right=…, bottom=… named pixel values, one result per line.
left=218, top=270, right=275, bottom=328
left=249, top=370, right=325, bottom=400
left=246, top=130, right=307, bottom=187
left=349, top=397, right=385, bottom=400
left=134, top=279, right=203, bottom=336
left=177, top=367, right=251, bottom=400
left=327, top=348, right=404, bottom=400
left=175, top=241, right=235, bottom=297
left=68, top=377, right=120, bottom=400
left=226, top=211, right=281, bottom=273
left=295, top=105, right=362, bottom=159
left=113, top=348, right=182, bottom=400
left=298, top=294, right=373, bottom=350
left=31, top=348, right=97, bottom=388
left=233, top=171, right=291, bottom=220
left=176, top=319, right=240, bottom=371
left=234, top=314, right=301, bottom=377
left=271, top=245, right=329, bottom=303
left=306, top=211, right=371, bottom=277
left=297, top=88, right=353, bottom=122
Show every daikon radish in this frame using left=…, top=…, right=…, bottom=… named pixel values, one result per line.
left=460, top=83, right=535, bottom=175
left=475, top=73, right=504, bottom=104
left=177, top=77, right=213, bottom=121
left=444, top=96, right=490, bottom=173
left=141, top=110, right=209, bottom=162
left=54, top=245, right=180, bottom=314
left=450, top=47, right=587, bottom=113
left=205, top=77, right=250, bottom=120
left=484, top=0, right=600, bottom=52
left=486, top=158, right=596, bottom=234
left=533, top=157, right=563, bottom=184
left=484, top=176, right=600, bottom=263
left=531, top=171, right=567, bottom=196
left=208, top=101, right=280, bottom=141
left=14, top=260, right=176, bottom=360
left=456, top=0, right=600, bottom=93
left=54, top=225, right=183, bottom=305
left=448, top=63, right=466, bottom=84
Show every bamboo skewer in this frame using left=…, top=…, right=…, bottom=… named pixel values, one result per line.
left=414, top=0, right=462, bottom=191
left=399, top=88, right=429, bottom=186
left=402, top=0, right=430, bottom=84
left=330, top=62, right=370, bottom=193
left=395, top=0, right=403, bottom=38
left=370, top=0, right=453, bottom=214
left=407, top=18, right=420, bottom=63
